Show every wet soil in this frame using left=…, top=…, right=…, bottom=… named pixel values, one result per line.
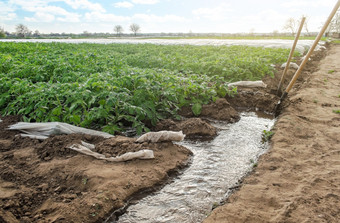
left=179, top=98, right=240, bottom=123
left=204, top=44, right=340, bottom=222
left=154, top=118, right=217, bottom=139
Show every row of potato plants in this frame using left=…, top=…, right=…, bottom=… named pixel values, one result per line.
left=0, top=42, right=295, bottom=134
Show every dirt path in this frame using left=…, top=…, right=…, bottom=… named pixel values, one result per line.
left=204, top=44, right=340, bottom=222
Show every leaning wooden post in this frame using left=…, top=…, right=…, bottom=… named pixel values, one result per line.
left=277, top=16, right=306, bottom=95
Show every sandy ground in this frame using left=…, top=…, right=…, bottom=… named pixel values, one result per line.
left=204, top=44, right=340, bottom=222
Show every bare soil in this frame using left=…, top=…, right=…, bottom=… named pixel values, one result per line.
left=0, top=116, right=192, bottom=223
left=204, top=44, right=340, bottom=223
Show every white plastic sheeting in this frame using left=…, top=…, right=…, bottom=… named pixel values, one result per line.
left=281, top=62, right=299, bottom=69
left=0, top=39, right=325, bottom=54
left=8, top=122, right=114, bottom=138
left=18, top=133, right=49, bottom=140
left=228, top=80, right=267, bottom=88
left=68, top=141, right=154, bottom=162
left=136, top=131, right=185, bottom=143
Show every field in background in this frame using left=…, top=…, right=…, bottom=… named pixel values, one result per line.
left=0, top=42, right=295, bottom=134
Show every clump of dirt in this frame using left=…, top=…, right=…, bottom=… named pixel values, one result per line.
left=227, top=90, right=279, bottom=114
left=154, top=118, right=217, bottom=139
left=180, top=98, right=240, bottom=123
left=36, top=134, right=104, bottom=161
left=94, top=136, right=152, bottom=157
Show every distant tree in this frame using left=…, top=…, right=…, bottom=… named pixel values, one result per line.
left=249, top=28, right=255, bottom=36
left=15, top=24, right=30, bottom=37
left=33, top=30, right=40, bottom=37
left=0, top=27, right=6, bottom=38
left=283, top=18, right=297, bottom=35
left=130, top=23, right=140, bottom=36
left=114, top=25, right=124, bottom=37
left=83, top=30, right=90, bottom=37
left=273, top=30, right=279, bottom=36
left=327, top=10, right=340, bottom=35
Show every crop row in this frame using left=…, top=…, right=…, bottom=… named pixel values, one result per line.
left=0, top=42, right=295, bottom=134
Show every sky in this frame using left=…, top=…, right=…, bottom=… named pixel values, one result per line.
left=0, top=0, right=338, bottom=34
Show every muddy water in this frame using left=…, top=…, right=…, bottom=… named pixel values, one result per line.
left=115, top=112, right=274, bottom=223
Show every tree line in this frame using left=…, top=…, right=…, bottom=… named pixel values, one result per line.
left=0, top=23, right=142, bottom=38
left=114, top=23, right=140, bottom=37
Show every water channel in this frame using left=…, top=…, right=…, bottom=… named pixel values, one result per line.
left=113, top=112, right=275, bottom=223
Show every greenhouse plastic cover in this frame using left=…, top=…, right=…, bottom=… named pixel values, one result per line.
left=8, top=122, right=114, bottom=138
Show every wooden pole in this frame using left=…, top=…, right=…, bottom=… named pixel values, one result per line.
left=277, top=16, right=306, bottom=95
left=284, top=0, right=340, bottom=94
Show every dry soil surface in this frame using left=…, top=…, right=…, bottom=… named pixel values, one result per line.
left=204, top=44, right=340, bottom=223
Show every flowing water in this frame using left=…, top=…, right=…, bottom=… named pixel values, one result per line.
left=113, top=112, right=275, bottom=223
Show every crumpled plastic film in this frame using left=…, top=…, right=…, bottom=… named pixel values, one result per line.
left=228, top=80, right=267, bottom=88
left=8, top=122, right=114, bottom=138
left=281, top=62, right=299, bottom=69
left=68, top=142, right=154, bottom=162
left=17, top=134, right=49, bottom=140
left=136, top=130, right=185, bottom=143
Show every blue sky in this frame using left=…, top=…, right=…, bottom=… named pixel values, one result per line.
left=0, top=0, right=337, bottom=34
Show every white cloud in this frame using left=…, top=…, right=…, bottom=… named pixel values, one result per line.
left=281, top=0, right=335, bottom=8
left=84, top=11, right=130, bottom=23
left=63, top=0, right=105, bottom=12
left=133, top=14, right=188, bottom=23
left=114, top=1, right=134, bottom=8
left=9, top=0, right=105, bottom=12
left=23, top=5, right=81, bottom=22
left=0, top=2, right=17, bottom=21
left=25, top=12, right=55, bottom=22
left=237, top=10, right=288, bottom=32
left=132, top=0, right=159, bottom=5
left=192, top=4, right=233, bottom=21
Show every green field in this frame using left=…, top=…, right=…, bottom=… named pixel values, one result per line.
left=0, top=42, right=296, bottom=134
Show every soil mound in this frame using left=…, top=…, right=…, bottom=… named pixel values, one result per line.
left=95, top=136, right=153, bottom=157
left=179, top=98, right=240, bottom=122
left=0, top=116, right=192, bottom=223
left=155, top=118, right=217, bottom=139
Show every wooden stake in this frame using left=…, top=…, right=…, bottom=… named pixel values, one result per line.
left=277, top=16, right=306, bottom=95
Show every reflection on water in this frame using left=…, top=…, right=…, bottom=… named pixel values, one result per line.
left=115, top=112, right=275, bottom=223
